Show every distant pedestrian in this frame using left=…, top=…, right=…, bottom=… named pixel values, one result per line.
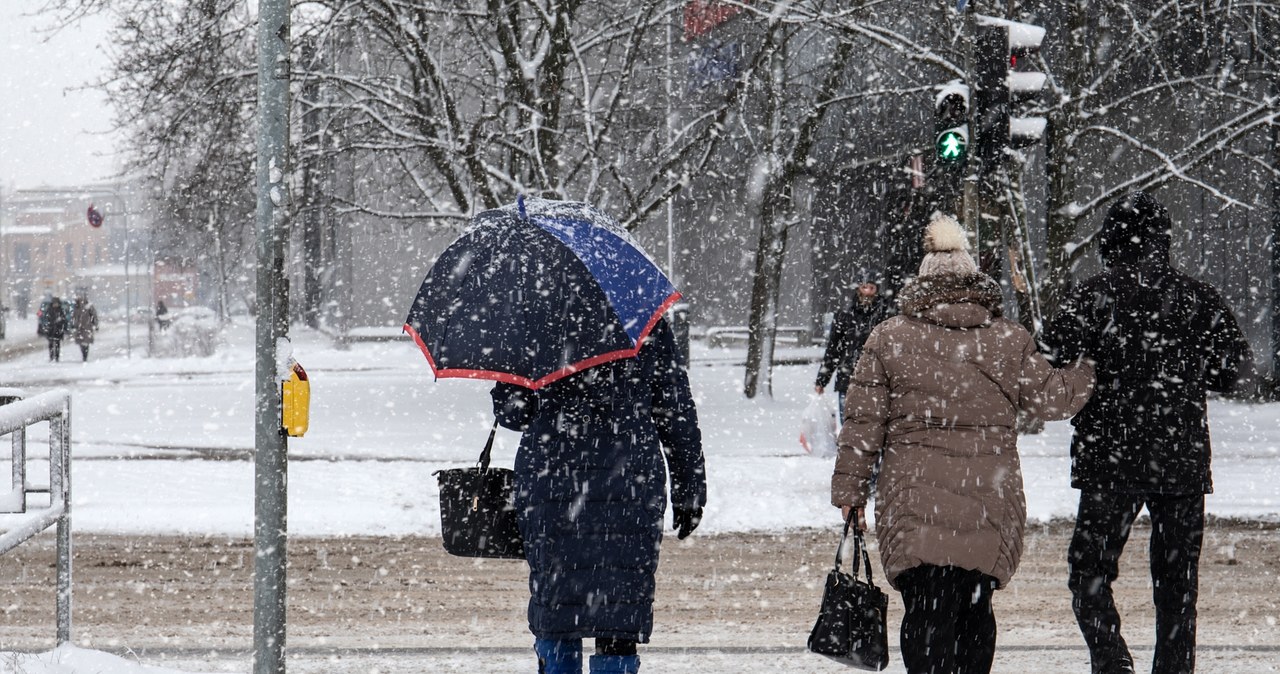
left=491, top=317, right=706, bottom=674
left=814, top=280, right=890, bottom=413
left=833, top=213, right=1095, bottom=674
left=71, top=297, right=99, bottom=361
left=41, top=297, right=68, bottom=362
left=156, top=300, right=170, bottom=332
left=1042, top=192, right=1252, bottom=674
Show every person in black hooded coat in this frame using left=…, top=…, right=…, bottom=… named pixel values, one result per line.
left=491, top=317, right=706, bottom=674
left=815, top=281, right=891, bottom=411
left=1042, top=191, right=1252, bottom=674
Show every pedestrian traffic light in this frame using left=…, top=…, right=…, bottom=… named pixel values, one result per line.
left=972, top=16, right=1047, bottom=169
left=934, top=83, right=969, bottom=164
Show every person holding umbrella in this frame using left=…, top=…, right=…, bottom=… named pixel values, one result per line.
left=406, top=198, right=707, bottom=674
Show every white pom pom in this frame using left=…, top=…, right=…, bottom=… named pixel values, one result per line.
left=924, top=213, right=969, bottom=253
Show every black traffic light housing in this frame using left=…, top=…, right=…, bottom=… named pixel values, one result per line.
left=934, top=83, right=970, bottom=165
left=972, top=16, right=1047, bottom=171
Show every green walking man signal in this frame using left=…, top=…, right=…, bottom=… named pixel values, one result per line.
left=934, top=87, right=969, bottom=165
left=937, top=128, right=968, bottom=162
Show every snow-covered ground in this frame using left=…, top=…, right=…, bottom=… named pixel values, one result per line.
left=2, top=316, right=1276, bottom=538
left=2, top=317, right=1278, bottom=673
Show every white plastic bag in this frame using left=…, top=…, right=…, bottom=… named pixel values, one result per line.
left=799, top=395, right=839, bottom=458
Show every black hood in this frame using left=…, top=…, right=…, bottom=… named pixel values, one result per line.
left=1098, top=191, right=1172, bottom=266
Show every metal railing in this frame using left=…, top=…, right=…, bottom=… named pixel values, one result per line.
left=0, top=390, right=73, bottom=644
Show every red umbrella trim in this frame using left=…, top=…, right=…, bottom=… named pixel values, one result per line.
left=404, top=291, right=682, bottom=391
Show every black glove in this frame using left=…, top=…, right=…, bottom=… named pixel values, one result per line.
left=673, top=506, right=703, bottom=540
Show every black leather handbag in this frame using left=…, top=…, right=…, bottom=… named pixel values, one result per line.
left=433, top=420, right=525, bottom=559
left=807, top=511, right=890, bottom=670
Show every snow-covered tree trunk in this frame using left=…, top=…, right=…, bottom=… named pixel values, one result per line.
left=743, top=17, right=856, bottom=398
left=743, top=185, right=791, bottom=398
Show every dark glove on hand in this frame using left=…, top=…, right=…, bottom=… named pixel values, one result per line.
left=673, top=507, right=703, bottom=540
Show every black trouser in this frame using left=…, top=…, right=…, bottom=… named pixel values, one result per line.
left=48, top=338, right=61, bottom=361
left=897, top=565, right=999, bottom=674
left=1068, top=491, right=1204, bottom=674
left=79, top=343, right=90, bottom=361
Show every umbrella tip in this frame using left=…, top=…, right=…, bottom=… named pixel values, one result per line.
left=517, top=194, right=527, bottom=219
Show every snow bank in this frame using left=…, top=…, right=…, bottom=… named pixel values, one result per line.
left=0, top=646, right=215, bottom=674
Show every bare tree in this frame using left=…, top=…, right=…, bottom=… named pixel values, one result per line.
left=299, top=0, right=746, bottom=229
left=734, top=1, right=958, bottom=397
left=737, top=5, right=858, bottom=398
left=1038, top=0, right=1280, bottom=318
left=42, top=0, right=1280, bottom=378
left=47, top=0, right=259, bottom=321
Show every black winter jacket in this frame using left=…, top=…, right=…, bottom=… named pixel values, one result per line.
left=816, top=298, right=890, bottom=393
left=1042, top=260, right=1251, bottom=494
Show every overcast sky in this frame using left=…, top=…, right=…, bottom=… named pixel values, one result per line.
left=0, top=2, right=121, bottom=193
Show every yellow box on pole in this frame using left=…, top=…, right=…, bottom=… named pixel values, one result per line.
left=282, top=360, right=309, bottom=437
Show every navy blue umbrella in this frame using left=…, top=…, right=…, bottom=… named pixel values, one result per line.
left=404, top=197, right=680, bottom=390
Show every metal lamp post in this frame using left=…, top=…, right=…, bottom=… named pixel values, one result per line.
left=252, top=1, right=292, bottom=672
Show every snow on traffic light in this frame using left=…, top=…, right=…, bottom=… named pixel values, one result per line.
left=972, top=16, right=1047, bottom=169
left=1000, top=17, right=1047, bottom=148
left=935, top=82, right=970, bottom=164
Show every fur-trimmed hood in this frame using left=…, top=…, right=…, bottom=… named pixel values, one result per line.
left=898, top=272, right=1004, bottom=328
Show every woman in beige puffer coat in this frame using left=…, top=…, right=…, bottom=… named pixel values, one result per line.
left=831, top=214, right=1094, bottom=674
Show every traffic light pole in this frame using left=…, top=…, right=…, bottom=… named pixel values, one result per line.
left=962, top=9, right=979, bottom=239
left=1271, top=77, right=1280, bottom=391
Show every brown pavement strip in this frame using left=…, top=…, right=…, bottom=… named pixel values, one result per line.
left=2, top=523, right=1278, bottom=655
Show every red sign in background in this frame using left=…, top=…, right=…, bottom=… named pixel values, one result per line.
left=683, top=0, right=745, bottom=41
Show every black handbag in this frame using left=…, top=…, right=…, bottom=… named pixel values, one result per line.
left=807, top=511, right=890, bottom=670
left=433, top=420, right=525, bottom=559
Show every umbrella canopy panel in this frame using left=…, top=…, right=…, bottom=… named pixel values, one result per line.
left=405, top=200, right=679, bottom=389
left=528, top=210, right=675, bottom=345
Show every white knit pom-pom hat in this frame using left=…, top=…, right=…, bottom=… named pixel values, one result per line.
left=918, top=213, right=978, bottom=277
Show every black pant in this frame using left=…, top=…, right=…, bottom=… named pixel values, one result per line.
left=1068, top=491, right=1204, bottom=674
left=48, top=338, right=61, bottom=361
left=897, top=565, right=999, bottom=674
left=79, top=343, right=91, bottom=361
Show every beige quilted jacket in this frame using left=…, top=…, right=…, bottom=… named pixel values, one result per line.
left=832, top=272, right=1094, bottom=589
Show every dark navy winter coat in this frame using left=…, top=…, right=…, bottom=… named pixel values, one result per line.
left=491, top=318, right=705, bottom=642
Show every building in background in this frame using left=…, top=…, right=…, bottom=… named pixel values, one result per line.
left=0, top=182, right=155, bottom=323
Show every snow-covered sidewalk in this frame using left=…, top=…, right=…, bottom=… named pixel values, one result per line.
left=1, top=317, right=1277, bottom=539
left=2, top=318, right=1278, bottom=673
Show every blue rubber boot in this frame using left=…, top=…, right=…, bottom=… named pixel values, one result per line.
left=588, top=654, right=640, bottom=674
left=535, top=638, right=583, bottom=674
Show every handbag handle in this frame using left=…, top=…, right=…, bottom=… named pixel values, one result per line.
left=834, top=509, right=876, bottom=586
left=463, top=419, right=503, bottom=513
left=476, top=418, right=500, bottom=472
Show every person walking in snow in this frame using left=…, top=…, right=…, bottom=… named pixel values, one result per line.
left=815, top=280, right=891, bottom=414
left=832, top=213, right=1095, bottom=674
left=155, top=300, right=170, bottom=332
left=1042, top=191, right=1252, bottom=674
left=41, top=297, right=68, bottom=362
left=71, top=297, right=99, bottom=361
left=491, top=317, right=706, bottom=674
